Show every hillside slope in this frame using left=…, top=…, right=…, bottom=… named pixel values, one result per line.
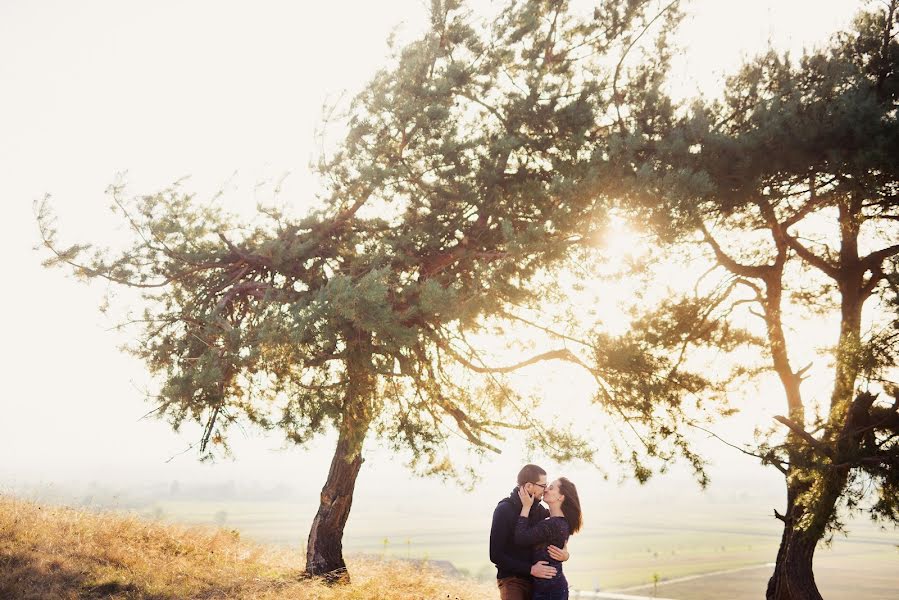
left=0, top=494, right=493, bottom=599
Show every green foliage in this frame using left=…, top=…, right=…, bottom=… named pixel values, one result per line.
left=37, top=0, right=683, bottom=481
left=610, top=0, right=899, bottom=544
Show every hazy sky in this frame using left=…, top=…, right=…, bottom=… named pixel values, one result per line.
left=0, top=0, right=868, bottom=521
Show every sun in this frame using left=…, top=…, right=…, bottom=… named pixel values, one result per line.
left=595, top=214, right=648, bottom=262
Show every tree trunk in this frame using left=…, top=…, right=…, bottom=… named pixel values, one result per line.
left=304, top=342, right=374, bottom=583
left=304, top=413, right=368, bottom=582
left=766, top=487, right=822, bottom=600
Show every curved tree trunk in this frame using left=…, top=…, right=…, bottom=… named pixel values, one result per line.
left=304, top=413, right=368, bottom=582
left=305, top=345, right=374, bottom=583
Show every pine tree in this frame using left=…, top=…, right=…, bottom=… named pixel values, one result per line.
left=37, top=0, right=681, bottom=581
left=611, top=2, right=899, bottom=597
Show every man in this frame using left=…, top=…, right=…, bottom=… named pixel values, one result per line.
left=490, top=464, right=570, bottom=600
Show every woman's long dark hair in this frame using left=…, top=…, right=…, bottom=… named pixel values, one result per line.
left=557, top=477, right=582, bottom=535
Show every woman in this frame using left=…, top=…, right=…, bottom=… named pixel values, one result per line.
left=515, top=477, right=582, bottom=600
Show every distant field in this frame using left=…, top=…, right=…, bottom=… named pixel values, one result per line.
left=621, top=548, right=899, bottom=600
left=135, top=498, right=898, bottom=594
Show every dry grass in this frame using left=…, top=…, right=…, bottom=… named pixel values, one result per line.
left=0, top=494, right=494, bottom=599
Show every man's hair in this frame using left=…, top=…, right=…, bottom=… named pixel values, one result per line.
left=517, top=464, right=546, bottom=486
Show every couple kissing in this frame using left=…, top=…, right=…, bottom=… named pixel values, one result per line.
left=489, top=464, right=583, bottom=600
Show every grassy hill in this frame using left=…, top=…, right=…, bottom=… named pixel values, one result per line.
left=0, top=494, right=493, bottom=599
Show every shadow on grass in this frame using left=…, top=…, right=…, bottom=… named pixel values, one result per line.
left=0, top=552, right=175, bottom=599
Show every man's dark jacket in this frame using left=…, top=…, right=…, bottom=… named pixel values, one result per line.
left=489, top=486, right=550, bottom=579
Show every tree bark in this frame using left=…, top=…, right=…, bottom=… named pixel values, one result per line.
left=766, top=484, right=824, bottom=600
left=304, top=412, right=369, bottom=582
left=304, top=343, right=374, bottom=583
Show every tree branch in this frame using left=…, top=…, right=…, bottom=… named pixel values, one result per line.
left=688, top=422, right=789, bottom=475
left=781, top=233, right=840, bottom=279
left=861, top=243, right=899, bottom=273
left=611, top=0, right=680, bottom=131
left=439, top=340, right=581, bottom=374
left=698, top=220, right=770, bottom=278
left=773, top=415, right=832, bottom=457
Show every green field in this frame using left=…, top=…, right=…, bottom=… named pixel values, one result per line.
left=132, top=498, right=897, bottom=593
left=623, top=548, right=899, bottom=600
